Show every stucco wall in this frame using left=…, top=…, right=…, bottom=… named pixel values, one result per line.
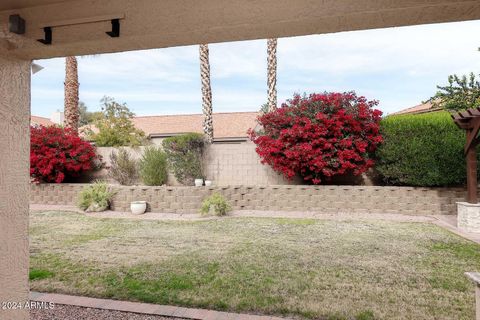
left=31, top=183, right=467, bottom=215
left=0, top=56, right=30, bottom=320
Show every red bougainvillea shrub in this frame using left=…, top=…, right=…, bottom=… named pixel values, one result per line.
left=249, top=92, right=383, bottom=184
left=30, top=125, right=100, bottom=183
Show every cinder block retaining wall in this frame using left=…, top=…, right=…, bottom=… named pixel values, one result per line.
left=31, top=184, right=468, bottom=215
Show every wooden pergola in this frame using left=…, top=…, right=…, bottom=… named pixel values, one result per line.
left=452, top=107, right=480, bottom=203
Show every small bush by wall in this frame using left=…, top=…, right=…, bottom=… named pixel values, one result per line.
left=78, top=181, right=115, bottom=212
left=163, top=133, right=205, bottom=185
left=139, top=146, right=168, bottom=186
left=201, top=192, right=231, bottom=216
left=376, top=111, right=474, bottom=187
left=108, top=148, right=139, bottom=185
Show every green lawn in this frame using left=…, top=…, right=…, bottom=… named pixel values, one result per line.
left=30, top=211, right=480, bottom=320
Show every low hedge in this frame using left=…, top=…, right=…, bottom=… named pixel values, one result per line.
left=376, top=111, right=477, bottom=187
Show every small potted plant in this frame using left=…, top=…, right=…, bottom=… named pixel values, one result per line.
left=194, top=178, right=204, bottom=187
left=130, top=201, right=147, bottom=214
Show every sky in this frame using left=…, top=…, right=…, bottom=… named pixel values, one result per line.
left=32, top=19, right=480, bottom=118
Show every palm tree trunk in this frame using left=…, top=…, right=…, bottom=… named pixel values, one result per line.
left=64, top=56, right=79, bottom=133
left=199, top=44, right=214, bottom=143
left=267, top=38, right=278, bottom=112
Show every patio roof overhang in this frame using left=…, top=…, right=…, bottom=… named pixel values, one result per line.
left=2, top=0, right=480, bottom=60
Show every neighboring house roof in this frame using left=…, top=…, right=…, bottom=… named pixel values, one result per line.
left=31, top=115, right=54, bottom=126
left=133, top=111, right=259, bottom=139
left=79, top=111, right=260, bottom=141
left=391, top=101, right=441, bottom=115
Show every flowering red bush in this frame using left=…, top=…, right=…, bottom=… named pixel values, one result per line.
left=30, top=125, right=100, bottom=183
left=249, top=92, right=383, bottom=184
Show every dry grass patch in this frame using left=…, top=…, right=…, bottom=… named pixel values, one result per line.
left=30, top=211, right=480, bottom=320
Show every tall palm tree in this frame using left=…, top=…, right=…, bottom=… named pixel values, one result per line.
left=267, top=38, right=278, bottom=112
left=64, top=56, right=80, bottom=133
left=199, top=44, right=213, bottom=143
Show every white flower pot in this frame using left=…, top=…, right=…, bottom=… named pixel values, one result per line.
left=204, top=180, right=212, bottom=187
left=194, top=179, right=204, bottom=187
left=130, top=201, right=147, bottom=215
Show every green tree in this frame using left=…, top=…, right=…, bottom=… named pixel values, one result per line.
left=78, top=101, right=102, bottom=126
left=432, top=72, right=480, bottom=111
left=88, top=96, right=146, bottom=147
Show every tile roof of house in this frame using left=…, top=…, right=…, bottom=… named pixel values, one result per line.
left=391, top=101, right=441, bottom=115
left=79, top=111, right=260, bottom=139
left=132, top=111, right=260, bottom=138
left=31, top=115, right=54, bottom=126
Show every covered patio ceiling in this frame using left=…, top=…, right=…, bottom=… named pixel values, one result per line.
left=1, top=0, right=480, bottom=60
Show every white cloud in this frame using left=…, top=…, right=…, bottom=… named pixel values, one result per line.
left=279, top=21, right=480, bottom=77
left=32, top=20, right=480, bottom=117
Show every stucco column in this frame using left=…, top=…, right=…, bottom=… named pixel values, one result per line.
left=0, top=54, right=31, bottom=320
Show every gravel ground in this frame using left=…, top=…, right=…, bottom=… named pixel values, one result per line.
left=30, top=304, right=180, bottom=320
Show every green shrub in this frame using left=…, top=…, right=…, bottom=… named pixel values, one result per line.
left=78, top=181, right=115, bottom=212
left=201, top=193, right=231, bottom=216
left=162, top=133, right=205, bottom=185
left=376, top=111, right=477, bottom=187
left=139, top=146, right=168, bottom=186
left=109, top=148, right=138, bottom=185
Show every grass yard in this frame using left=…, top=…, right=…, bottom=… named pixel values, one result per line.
left=30, top=211, right=480, bottom=320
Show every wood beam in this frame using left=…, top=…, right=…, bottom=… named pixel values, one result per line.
left=466, top=130, right=478, bottom=203
left=465, top=117, right=480, bottom=154
left=39, top=14, right=125, bottom=29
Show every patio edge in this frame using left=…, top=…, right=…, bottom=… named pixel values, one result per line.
left=30, top=291, right=286, bottom=320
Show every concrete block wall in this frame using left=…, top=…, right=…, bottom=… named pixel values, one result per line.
left=30, top=183, right=85, bottom=205
left=203, top=143, right=297, bottom=186
left=91, top=142, right=297, bottom=186
left=31, top=184, right=468, bottom=215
